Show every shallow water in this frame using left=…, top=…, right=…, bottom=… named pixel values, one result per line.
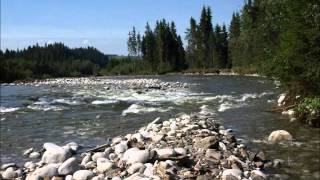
left=1, top=75, right=319, bottom=179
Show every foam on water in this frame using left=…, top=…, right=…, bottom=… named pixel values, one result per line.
left=122, top=104, right=172, bottom=116
left=52, top=98, right=82, bottom=105
left=91, top=99, right=119, bottom=105
left=0, top=107, right=20, bottom=113
left=27, top=105, right=64, bottom=111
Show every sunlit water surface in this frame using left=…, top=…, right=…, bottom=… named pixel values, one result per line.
left=1, top=75, right=319, bottom=179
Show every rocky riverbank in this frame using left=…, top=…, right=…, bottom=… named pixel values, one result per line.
left=0, top=110, right=291, bottom=180
left=2, top=77, right=188, bottom=91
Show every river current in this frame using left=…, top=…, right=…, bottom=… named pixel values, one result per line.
left=0, top=75, right=319, bottom=179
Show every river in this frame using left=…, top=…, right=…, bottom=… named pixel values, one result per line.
left=0, top=75, right=319, bottom=179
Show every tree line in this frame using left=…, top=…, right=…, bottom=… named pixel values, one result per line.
left=127, top=20, right=186, bottom=73
left=0, top=43, right=108, bottom=82
left=228, top=0, right=320, bottom=94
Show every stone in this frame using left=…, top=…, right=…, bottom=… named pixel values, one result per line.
left=1, top=167, right=18, bottom=179
left=205, top=149, right=222, bottom=160
left=151, top=134, right=164, bottom=143
left=23, top=148, right=34, bottom=156
left=194, top=136, right=219, bottom=149
left=273, top=159, right=285, bottom=168
left=156, top=148, right=175, bottom=157
left=109, top=153, right=117, bottom=161
left=219, top=142, right=227, bottom=151
left=115, top=143, right=128, bottom=154
left=30, top=164, right=59, bottom=179
left=127, top=163, right=145, bottom=174
left=73, top=170, right=95, bottom=180
left=65, top=175, right=73, bottom=180
left=58, top=157, right=79, bottom=175
left=24, top=161, right=37, bottom=171
left=174, top=148, right=187, bottom=156
left=92, top=152, right=107, bottom=162
left=97, top=158, right=113, bottom=173
left=251, top=170, right=267, bottom=179
left=268, top=130, right=292, bottom=143
left=278, top=94, right=286, bottom=106
left=123, top=148, right=150, bottom=164
left=222, top=169, right=243, bottom=180
left=1, top=163, right=17, bottom=170
left=84, top=161, right=96, bottom=169
left=29, top=152, right=41, bottom=159
left=131, top=133, right=144, bottom=143
left=143, top=164, right=155, bottom=177
left=66, top=142, right=80, bottom=152
left=42, top=143, right=71, bottom=163
left=81, top=153, right=92, bottom=165
left=124, top=172, right=148, bottom=180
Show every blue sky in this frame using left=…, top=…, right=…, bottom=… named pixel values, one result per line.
left=1, top=0, right=243, bottom=55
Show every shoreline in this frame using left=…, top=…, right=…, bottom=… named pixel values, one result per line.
left=1, top=72, right=266, bottom=86
left=0, top=112, right=280, bottom=180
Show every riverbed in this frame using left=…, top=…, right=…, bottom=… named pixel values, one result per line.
left=1, top=75, right=319, bottom=179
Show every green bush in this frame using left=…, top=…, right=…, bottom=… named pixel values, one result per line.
left=295, top=97, right=320, bottom=127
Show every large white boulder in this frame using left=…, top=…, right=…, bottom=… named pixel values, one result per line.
left=58, top=157, right=79, bottom=175
left=268, top=130, right=293, bottom=143
left=123, top=148, right=150, bottom=164
left=97, top=158, right=113, bottom=173
left=42, top=143, right=71, bottom=163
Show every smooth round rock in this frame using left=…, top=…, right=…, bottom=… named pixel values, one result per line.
left=73, top=170, right=95, bottom=180
left=127, top=163, right=145, bottom=174
left=97, top=158, right=113, bottom=173
left=58, top=157, right=79, bottom=175
left=115, top=143, right=128, bottom=154
left=2, top=167, right=18, bottom=179
left=268, top=130, right=292, bottom=143
left=42, top=143, right=71, bottom=163
left=29, top=152, right=41, bottom=159
left=123, top=148, right=150, bottom=164
left=92, top=152, right=106, bottom=162
left=222, top=169, right=243, bottom=180
left=30, top=164, right=59, bottom=179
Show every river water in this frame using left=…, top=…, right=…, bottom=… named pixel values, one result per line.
left=0, top=75, right=319, bottom=179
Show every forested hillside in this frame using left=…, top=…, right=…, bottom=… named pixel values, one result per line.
left=0, top=43, right=108, bottom=82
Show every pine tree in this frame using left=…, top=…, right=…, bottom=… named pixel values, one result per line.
left=185, top=17, right=199, bottom=69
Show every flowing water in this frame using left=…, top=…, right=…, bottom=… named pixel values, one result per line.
left=0, top=75, right=319, bottom=179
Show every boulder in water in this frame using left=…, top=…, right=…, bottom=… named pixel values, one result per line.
left=268, top=130, right=292, bottom=143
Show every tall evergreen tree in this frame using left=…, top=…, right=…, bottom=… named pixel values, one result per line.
left=185, top=17, right=199, bottom=68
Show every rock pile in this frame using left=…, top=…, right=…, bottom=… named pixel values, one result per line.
left=1, top=113, right=274, bottom=180
left=5, top=77, right=188, bottom=90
